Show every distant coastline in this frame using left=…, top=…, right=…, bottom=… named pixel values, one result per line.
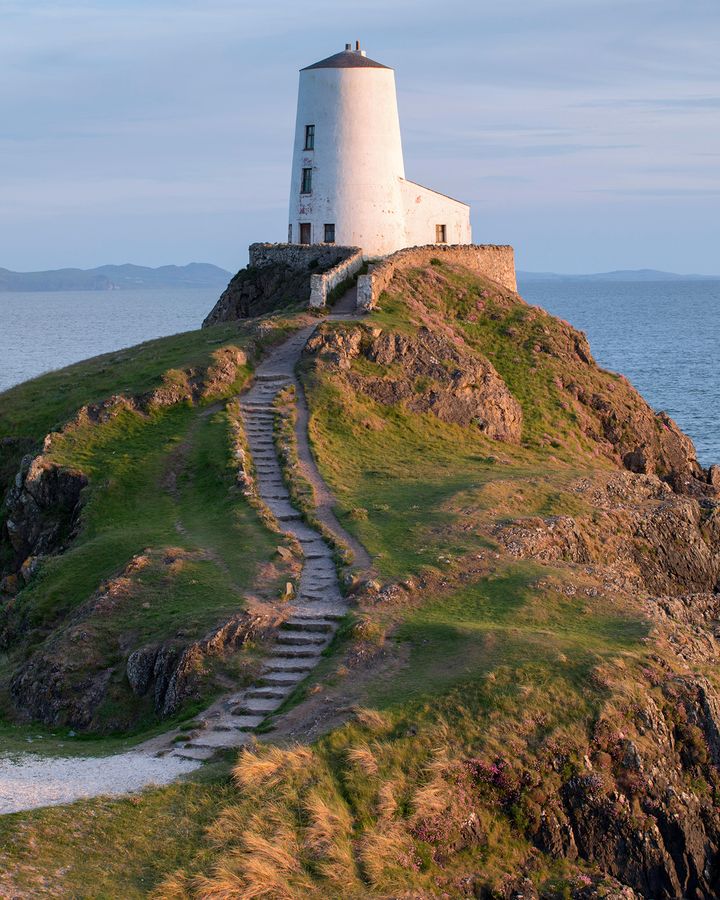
left=519, top=268, right=720, bottom=283
left=0, top=262, right=232, bottom=292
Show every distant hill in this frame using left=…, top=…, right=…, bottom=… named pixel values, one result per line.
left=519, top=268, right=720, bottom=283
left=0, top=263, right=232, bottom=292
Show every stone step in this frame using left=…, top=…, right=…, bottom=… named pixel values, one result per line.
left=304, top=549, right=332, bottom=560
left=303, top=563, right=337, bottom=576
left=264, top=657, right=317, bottom=672
left=255, top=373, right=293, bottom=382
left=288, top=609, right=347, bottom=622
left=298, top=590, right=339, bottom=601
left=231, top=714, right=265, bottom=731
left=245, top=685, right=292, bottom=700
left=288, top=525, right=323, bottom=542
left=233, top=696, right=284, bottom=715
left=299, top=572, right=338, bottom=584
left=266, top=499, right=300, bottom=517
left=171, top=745, right=216, bottom=761
left=276, top=632, right=328, bottom=646
left=270, top=645, right=323, bottom=659
left=282, top=619, right=335, bottom=633
left=260, top=670, right=307, bottom=686
left=186, top=730, right=247, bottom=749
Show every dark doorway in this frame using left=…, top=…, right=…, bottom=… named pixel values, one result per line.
left=300, top=223, right=312, bottom=244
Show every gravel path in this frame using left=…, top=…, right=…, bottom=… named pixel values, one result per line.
left=0, top=297, right=370, bottom=815
left=0, top=752, right=199, bottom=814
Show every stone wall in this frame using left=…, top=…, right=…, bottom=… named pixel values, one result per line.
left=249, top=242, right=357, bottom=272
left=309, top=248, right=365, bottom=308
left=357, top=244, right=517, bottom=310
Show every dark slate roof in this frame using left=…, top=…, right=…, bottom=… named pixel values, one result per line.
left=302, top=50, right=390, bottom=71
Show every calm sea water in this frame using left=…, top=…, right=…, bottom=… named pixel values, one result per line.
left=1, top=282, right=718, bottom=467
left=0, top=288, right=219, bottom=394
left=518, top=280, right=720, bottom=467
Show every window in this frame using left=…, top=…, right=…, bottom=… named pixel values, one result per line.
left=435, top=224, right=447, bottom=244
left=288, top=224, right=293, bottom=243
left=324, top=223, right=335, bottom=244
left=304, top=124, right=315, bottom=150
left=301, top=167, right=312, bottom=194
left=299, top=223, right=311, bottom=244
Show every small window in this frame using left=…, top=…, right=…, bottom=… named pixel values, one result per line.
left=324, top=223, right=335, bottom=244
left=288, top=224, right=293, bottom=243
left=299, top=223, right=311, bottom=244
left=304, top=124, right=315, bottom=150
left=435, top=224, right=447, bottom=244
left=301, top=167, right=312, bottom=194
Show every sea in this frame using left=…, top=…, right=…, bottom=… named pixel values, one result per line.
left=518, top=279, right=720, bottom=467
left=0, top=281, right=718, bottom=467
left=0, top=287, right=217, bottom=394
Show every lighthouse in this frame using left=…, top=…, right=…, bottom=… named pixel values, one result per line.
left=288, top=43, right=472, bottom=258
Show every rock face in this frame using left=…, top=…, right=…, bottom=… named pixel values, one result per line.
left=203, top=265, right=314, bottom=325
left=126, top=613, right=274, bottom=718
left=305, top=324, right=523, bottom=441
left=3, top=455, right=87, bottom=574
left=495, top=473, right=720, bottom=597
left=529, top=671, right=720, bottom=899
left=10, top=584, right=275, bottom=730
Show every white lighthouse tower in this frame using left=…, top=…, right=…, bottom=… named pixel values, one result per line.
left=288, top=43, right=472, bottom=258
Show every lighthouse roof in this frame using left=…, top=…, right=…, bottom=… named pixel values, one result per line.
left=302, top=49, right=390, bottom=71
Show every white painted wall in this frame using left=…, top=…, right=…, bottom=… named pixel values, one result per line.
left=400, top=179, right=472, bottom=248
left=289, top=59, right=406, bottom=257
left=288, top=48, right=472, bottom=258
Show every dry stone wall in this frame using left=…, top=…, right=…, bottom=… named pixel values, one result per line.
left=249, top=243, right=358, bottom=272
left=309, top=248, right=364, bottom=308
left=357, top=244, right=517, bottom=310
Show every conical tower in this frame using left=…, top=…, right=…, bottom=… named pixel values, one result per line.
left=288, top=42, right=472, bottom=257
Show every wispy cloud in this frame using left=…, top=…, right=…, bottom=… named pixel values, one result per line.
left=0, top=0, right=718, bottom=271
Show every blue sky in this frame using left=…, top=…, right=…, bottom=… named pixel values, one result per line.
left=1, top=0, right=718, bottom=273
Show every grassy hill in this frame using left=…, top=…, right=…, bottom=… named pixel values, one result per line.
left=1, top=261, right=720, bottom=898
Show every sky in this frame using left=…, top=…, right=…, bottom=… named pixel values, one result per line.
left=1, top=0, right=718, bottom=274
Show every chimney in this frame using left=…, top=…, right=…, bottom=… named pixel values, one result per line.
left=345, top=43, right=351, bottom=50
left=355, top=40, right=360, bottom=50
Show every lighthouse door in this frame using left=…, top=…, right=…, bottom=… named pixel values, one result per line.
left=299, top=223, right=312, bottom=245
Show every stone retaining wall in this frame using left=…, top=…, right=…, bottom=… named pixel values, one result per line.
left=249, top=242, right=357, bottom=272
left=309, top=248, right=365, bottom=308
left=356, top=244, right=517, bottom=310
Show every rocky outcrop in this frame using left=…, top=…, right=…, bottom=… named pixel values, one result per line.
left=0, top=346, right=248, bottom=594
left=10, top=578, right=276, bottom=730
left=127, top=613, right=275, bottom=717
left=305, top=324, right=523, bottom=441
left=529, top=671, right=720, bottom=899
left=203, top=244, right=364, bottom=325
left=494, top=474, right=720, bottom=597
left=2, top=455, right=87, bottom=575
left=203, top=265, right=315, bottom=325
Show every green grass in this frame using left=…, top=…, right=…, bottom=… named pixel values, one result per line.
left=304, top=372, right=587, bottom=580
left=0, top=322, right=248, bottom=488
left=0, top=317, right=302, bottom=496
left=368, top=565, right=648, bottom=711
left=0, top=766, right=234, bottom=898
left=0, top=263, right=674, bottom=895
left=1, top=385, right=288, bottom=734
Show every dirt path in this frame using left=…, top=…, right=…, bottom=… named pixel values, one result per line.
left=0, top=301, right=371, bottom=813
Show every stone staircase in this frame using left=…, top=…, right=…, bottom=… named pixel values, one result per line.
left=165, top=326, right=351, bottom=761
